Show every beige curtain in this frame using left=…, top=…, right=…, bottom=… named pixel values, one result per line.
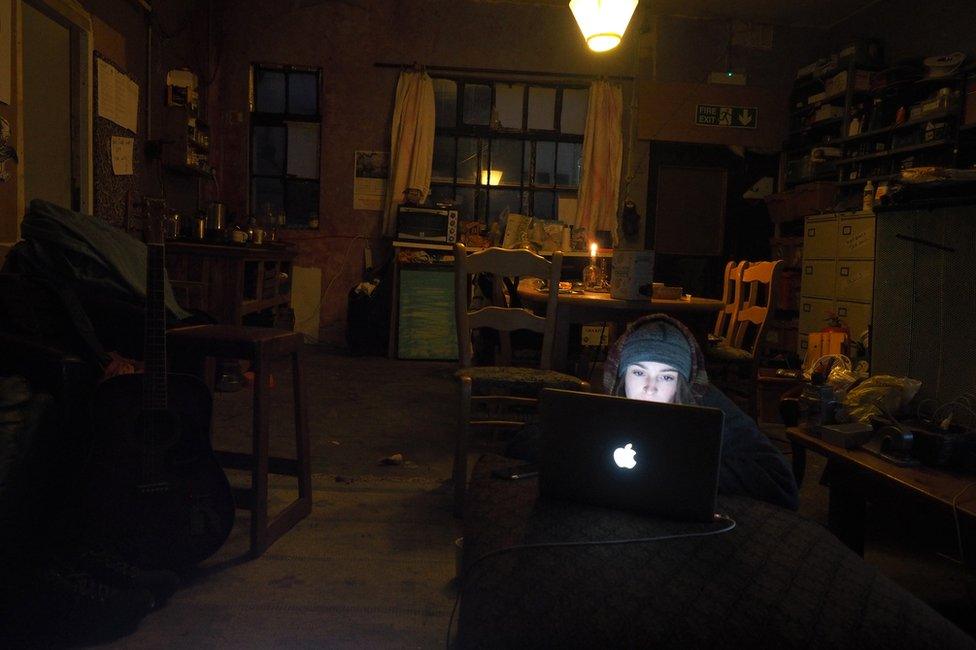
left=383, top=70, right=436, bottom=237
left=576, top=80, right=623, bottom=237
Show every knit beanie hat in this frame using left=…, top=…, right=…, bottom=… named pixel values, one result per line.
left=615, top=320, right=693, bottom=382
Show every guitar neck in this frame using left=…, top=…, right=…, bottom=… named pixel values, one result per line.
left=144, top=242, right=168, bottom=410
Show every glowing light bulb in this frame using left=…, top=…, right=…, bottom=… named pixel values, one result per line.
left=569, top=0, right=639, bottom=53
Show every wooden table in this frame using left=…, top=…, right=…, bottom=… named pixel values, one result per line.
left=786, top=426, right=976, bottom=559
left=516, top=280, right=724, bottom=373
left=165, top=241, right=297, bottom=327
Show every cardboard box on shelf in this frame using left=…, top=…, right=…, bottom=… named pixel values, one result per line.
left=764, top=182, right=838, bottom=222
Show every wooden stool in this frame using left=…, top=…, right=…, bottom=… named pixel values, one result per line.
left=168, top=325, right=312, bottom=557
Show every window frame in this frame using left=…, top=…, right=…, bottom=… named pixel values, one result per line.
left=430, top=76, right=587, bottom=226
left=248, top=62, right=323, bottom=229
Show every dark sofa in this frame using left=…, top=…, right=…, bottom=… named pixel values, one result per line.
left=456, top=454, right=975, bottom=649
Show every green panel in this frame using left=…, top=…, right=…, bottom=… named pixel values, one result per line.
left=398, top=268, right=458, bottom=360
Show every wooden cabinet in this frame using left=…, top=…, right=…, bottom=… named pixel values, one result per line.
left=165, top=242, right=296, bottom=327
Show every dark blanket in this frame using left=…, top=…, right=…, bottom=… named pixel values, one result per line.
left=10, top=200, right=189, bottom=320
left=457, top=454, right=975, bottom=650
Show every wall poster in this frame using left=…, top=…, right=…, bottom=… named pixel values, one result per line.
left=354, top=150, right=388, bottom=211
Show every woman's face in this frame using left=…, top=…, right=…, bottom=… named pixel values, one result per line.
left=623, top=361, right=680, bottom=404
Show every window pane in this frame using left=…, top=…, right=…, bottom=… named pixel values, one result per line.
left=287, top=71, right=318, bottom=115
left=285, top=180, right=319, bottom=227
left=254, top=68, right=286, bottom=113
left=533, top=191, right=556, bottom=219
left=429, top=184, right=456, bottom=208
left=286, top=122, right=320, bottom=179
left=252, top=177, right=284, bottom=215
left=455, top=187, right=485, bottom=222
left=527, top=87, right=556, bottom=130
left=534, top=141, right=556, bottom=186
left=494, top=83, right=524, bottom=130
left=488, top=188, right=521, bottom=222
left=252, top=126, right=286, bottom=175
left=463, top=83, right=491, bottom=125
left=432, top=136, right=455, bottom=183
left=490, top=139, right=522, bottom=187
left=434, top=78, right=457, bottom=128
left=555, top=142, right=582, bottom=187
left=561, top=88, right=588, bottom=135
left=457, top=137, right=480, bottom=184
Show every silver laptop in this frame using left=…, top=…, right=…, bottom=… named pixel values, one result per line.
left=539, top=388, right=724, bottom=522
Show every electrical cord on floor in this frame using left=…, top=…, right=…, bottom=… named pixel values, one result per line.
left=445, top=513, right=737, bottom=649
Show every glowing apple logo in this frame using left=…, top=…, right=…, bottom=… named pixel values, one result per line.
left=613, top=443, right=637, bottom=470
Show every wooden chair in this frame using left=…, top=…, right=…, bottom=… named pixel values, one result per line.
left=452, top=243, right=588, bottom=516
left=709, top=260, right=749, bottom=346
left=706, top=260, right=783, bottom=417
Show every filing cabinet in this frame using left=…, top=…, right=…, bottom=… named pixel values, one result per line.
left=799, top=211, right=875, bottom=358
left=801, top=260, right=837, bottom=298
left=803, top=216, right=838, bottom=259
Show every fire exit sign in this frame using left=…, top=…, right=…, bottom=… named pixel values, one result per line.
left=695, top=104, right=759, bottom=129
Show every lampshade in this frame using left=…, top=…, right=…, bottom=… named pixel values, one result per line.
left=569, top=0, right=639, bottom=52
left=481, top=170, right=503, bottom=186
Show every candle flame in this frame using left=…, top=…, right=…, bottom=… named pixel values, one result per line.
left=590, top=243, right=597, bottom=257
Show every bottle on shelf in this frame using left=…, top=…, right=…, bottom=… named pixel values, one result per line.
left=862, top=180, right=875, bottom=212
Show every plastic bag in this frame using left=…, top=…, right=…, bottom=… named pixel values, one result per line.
left=826, top=356, right=864, bottom=397
left=843, top=374, right=923, bottom=423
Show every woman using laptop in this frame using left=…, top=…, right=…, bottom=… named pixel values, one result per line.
left=603, top=314, right=799, bottom=511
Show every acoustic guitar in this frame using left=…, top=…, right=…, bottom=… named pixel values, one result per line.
left=88, top=200, right=235, bottom=570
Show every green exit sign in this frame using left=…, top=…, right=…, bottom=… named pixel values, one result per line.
left=696, top=104, right=759, bottom=129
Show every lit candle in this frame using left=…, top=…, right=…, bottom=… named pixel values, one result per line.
left=590, top=242, right=597, bottom=260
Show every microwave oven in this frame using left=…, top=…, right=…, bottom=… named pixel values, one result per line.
left=396, top=206, right=458, bottom=244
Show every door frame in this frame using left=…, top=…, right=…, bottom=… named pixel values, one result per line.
left=21, top=0, right=93, bottom=214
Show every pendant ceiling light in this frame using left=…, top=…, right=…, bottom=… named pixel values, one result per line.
left=569, top=0, right=639, bottom=53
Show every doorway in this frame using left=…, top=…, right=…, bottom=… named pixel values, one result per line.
left=21, top=0, right=92, bottom=212
left=644, top=141, right=777, bottom=297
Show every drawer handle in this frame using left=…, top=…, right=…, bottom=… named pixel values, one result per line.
left=808, top=228, right=816, bottom=237
left=803, top=304, right=811, bottom=312
left=805, top=266, right=813, bottom=275
left=842, top=225, right=852, bottom=235
left=840, top=267, right=850, bottom=276
left=838, top=307, right=847, bottom=316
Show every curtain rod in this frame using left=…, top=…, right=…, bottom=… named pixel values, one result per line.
left=373, top=62, right=634, bottom=82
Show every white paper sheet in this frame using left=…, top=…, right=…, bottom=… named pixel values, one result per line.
left=111, top=136, right=133, bottom=175
left=97, top=59, right=139, bottom=133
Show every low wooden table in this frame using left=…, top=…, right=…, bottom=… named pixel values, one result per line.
left=516, top=281, right=724, bottom=374
left=786, top=426, right=976, bottom=560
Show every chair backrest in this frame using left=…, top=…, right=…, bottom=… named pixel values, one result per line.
left=712, top=260, right=748, bottom=344
left=728, top=259, right=783, bottom=359
left=454, top=243, right=562, bottom=369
